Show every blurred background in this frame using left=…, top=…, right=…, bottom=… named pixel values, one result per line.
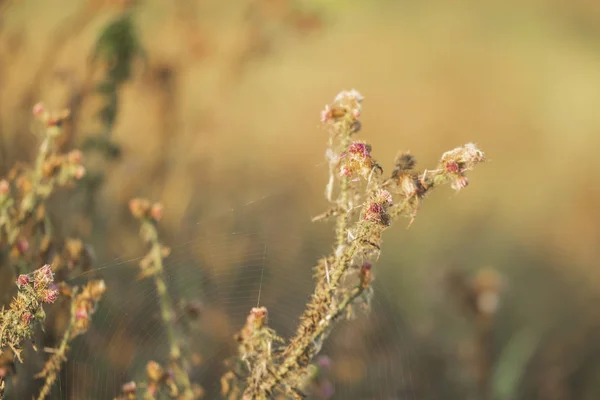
left=1, top=0, right=600, bottom=399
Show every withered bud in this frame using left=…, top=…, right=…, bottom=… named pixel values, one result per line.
left=129, top=198, right=151, bottom=219
left=400, top=175, right=418, bottom=197
left=440, top=143, right=485, bottom=172
left=150, top=203, right=164, bottom=221
left=394, top=152, right=416, bottom=172
left=146, top=361, right=164, bottom=382
left=248, top=307, right=268, bottom=330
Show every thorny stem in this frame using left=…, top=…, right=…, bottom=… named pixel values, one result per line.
left=143, top=220, right=194, bottom=399
left=256, top=224, right=378, bottom=398
left=334, top=135, right=351, bottom=250
left=36, top=294, right=77, bottom=400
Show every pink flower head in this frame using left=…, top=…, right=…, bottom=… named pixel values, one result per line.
left=17, top=238, right=29, bottom=254
left=363, top=202, right=384, bottom=223
left=32, top=102, right=45, bottom=117
left=339, top=165, right=353, bottom=177
left=445, top=161, right=460, bottom=174
left=375, top=189, right=393, bottom=205
left=21, top=312, right=34, bottom=325
left=43, top=289, right=58, bottom=304
left=16, top=274, right=30, bottom=287
left=348, top=142, right=370, bottom=158
left=34, top=264, right=54, bottom=289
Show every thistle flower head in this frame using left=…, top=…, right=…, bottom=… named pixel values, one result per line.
left=440, top=143, right=485, bottom=173
left=321, top=89, right=364, bottom=123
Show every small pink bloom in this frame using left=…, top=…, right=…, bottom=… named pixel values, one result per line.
left=339, top=165, right=352, bottom=177
left=445, top=161, right=460, bottom=174
left=16, top=274, right=30, bottom=286
left=43, top=289, right=58, bottom=304
left=348, top=142, right=370, bottom=158
left=376, top=189, right=393, bottom=205
left=17, top=238, right=29, bottom=254
left=32, top=102, right=45, bottom=117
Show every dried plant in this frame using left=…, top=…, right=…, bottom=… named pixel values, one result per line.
left=0, top=103, right=105, bottom=399
left=0, top=265, right=59, bottom=364
left=125, top=198, right=203, bottom=400
left=0, top=104, right=86, bottom=276
left=221, top=90, right=486, bottom=399
left=35, top=279, right=106, bottom=400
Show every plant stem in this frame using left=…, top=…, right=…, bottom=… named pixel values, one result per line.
left=36, top=293, right=77, bottom=400
left=144, top=220, right=194, bottom=399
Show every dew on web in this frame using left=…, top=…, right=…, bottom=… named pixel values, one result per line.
left=50, top=188, right=419, bottom=400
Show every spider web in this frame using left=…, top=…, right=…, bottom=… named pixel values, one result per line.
left=44, top=186, right=421, bottom=400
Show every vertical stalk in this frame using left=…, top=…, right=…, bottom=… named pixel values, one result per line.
left=144, top=220, right=193, bottom=399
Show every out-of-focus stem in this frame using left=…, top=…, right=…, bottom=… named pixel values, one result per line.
left=17, top=134, right=54, bottom=227
left=143, top=220, right=194, bottom=399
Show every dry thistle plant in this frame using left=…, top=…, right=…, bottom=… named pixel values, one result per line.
left=221, top=90, right=486, bottom=399
left=0, top=264, right=104, bottom=400
left=0, top=104, right=105, bottom=399
left=35, top=279, right=106, bottom=400
left=0, top=103, right=86, bottom=276
left=124, top=199, right=203, bottom=400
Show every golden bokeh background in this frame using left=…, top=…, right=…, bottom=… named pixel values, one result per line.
left=2, top=0, right=600, bottom=399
